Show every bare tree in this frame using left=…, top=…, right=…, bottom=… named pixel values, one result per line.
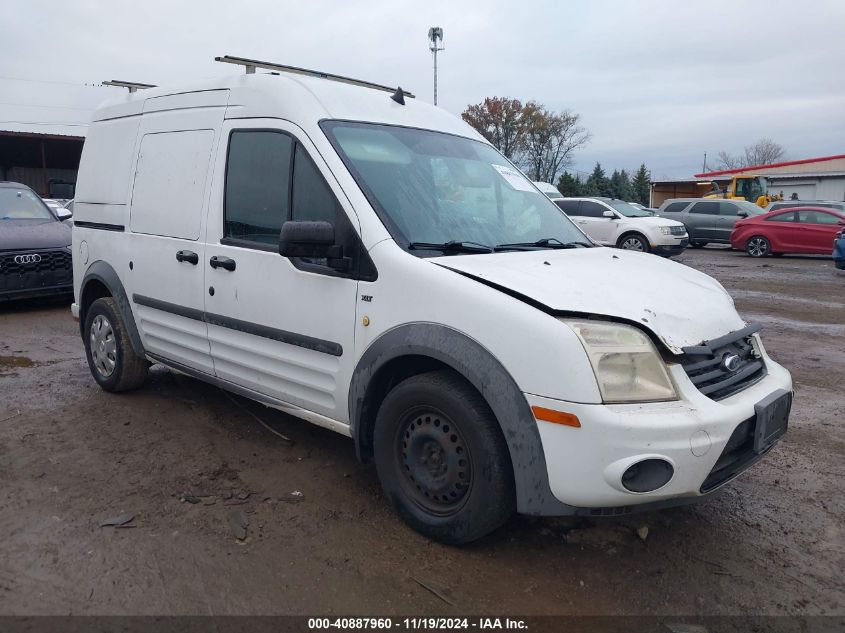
left=715, top=139, right=786, bottom=170
left=744, top=138, right=785, bottom=167
left=517, top=102, right=590, bottom=183
left=461, top=97, right=527, bottom=159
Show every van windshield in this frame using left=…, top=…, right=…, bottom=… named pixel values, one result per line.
left=0, top=188, right=55, bottom=221
left=321, top=121, right=590, bottom=253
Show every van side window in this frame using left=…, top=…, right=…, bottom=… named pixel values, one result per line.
left=224, top=131, right=293, bottom=245
left=291, top=143, right=340, bottom=224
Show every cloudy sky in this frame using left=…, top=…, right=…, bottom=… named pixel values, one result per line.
left=2, top=0, right=843, bottom=178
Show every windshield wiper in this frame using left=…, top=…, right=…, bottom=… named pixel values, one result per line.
left=494, top=237, right=593, bottom=251
left=409, top=240, right=494, bottom=254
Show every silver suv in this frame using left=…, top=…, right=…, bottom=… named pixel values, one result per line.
left=655, top=198, right=764, bottom=247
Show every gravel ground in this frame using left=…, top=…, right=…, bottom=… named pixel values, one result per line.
left=0, top=247, right=842, bottom=616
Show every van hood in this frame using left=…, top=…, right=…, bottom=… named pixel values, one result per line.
left=0, top=219, right=71, bottom=252
left=434, top=247, right=745, bottom=354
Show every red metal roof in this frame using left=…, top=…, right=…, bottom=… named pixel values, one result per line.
left=695, top=153, right=845, bottom=178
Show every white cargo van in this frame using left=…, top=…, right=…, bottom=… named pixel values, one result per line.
left=72, top=56, right=792, bottom=543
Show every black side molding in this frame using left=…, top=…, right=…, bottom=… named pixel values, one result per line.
left=73, top=221, right=126, bottom=232
left=132, top=294, right=343, bottom=357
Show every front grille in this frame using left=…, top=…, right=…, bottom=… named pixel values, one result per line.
left=679, top=324, right=765, bottom=400
left=0, top=249, right=72, bottom=292
left=669, top=225, right=687, bottom=236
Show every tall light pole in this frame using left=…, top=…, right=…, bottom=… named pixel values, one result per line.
left=428, top=27, right=444, bottom=105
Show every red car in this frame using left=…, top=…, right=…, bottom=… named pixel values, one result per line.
left=730, top=206, right=845, bottom=257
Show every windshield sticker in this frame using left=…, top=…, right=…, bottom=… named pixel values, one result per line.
left=491, top=164, right=534, bottom=192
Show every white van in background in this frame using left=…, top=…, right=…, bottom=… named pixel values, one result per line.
left=71, top=55, right=792, bottom=543
left=533, top=181, right=564, bottom=200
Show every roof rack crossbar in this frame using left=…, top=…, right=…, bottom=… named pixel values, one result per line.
left=102, top=80, right=157, bottom=93
left=214, top=55, right=414, bottom=98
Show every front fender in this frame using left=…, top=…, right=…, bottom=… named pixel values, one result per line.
left=349, top=322, right=572, bottom=515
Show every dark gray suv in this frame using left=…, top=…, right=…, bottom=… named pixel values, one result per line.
left=655, top=198, right=764, bottom=247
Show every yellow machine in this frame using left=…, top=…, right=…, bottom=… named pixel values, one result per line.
left=704, top=175, right=782, bottom=208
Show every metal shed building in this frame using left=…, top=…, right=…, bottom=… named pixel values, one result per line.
left=694, top=154, right=845, bottom=202
left=0, top=123, right=86, bottom=198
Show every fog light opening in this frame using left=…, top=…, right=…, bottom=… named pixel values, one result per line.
left=621, top=458, right=674, bottom=493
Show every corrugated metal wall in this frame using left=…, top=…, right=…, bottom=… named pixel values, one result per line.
left=2, top=167, right=78, bottom=197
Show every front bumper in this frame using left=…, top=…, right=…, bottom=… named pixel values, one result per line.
left=528, top=353, right=792, bottom=511
left=0, top=283, right=73, bottom=302
left=652, top=236, right=689, bottom=257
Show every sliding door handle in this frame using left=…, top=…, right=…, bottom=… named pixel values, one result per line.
left=209, top=255, right=236, bottom=271
left=175, top=250, right=199, bottom=265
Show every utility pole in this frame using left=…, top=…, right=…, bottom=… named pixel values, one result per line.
left=428, top=27, right=444, bottom=105
left=702, top=152, right=707, bottom=173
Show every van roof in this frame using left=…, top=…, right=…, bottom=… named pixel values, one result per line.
left=92, top=72, right=483, bottom=142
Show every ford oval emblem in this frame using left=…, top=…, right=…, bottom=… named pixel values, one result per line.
left=721, top=353, right=742, bottom=373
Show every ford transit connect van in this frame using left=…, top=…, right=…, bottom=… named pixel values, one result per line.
left=71, top=56, right=792, bottom=544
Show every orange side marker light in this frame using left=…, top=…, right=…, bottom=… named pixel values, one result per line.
left=531, top=406, right=581, bottom=428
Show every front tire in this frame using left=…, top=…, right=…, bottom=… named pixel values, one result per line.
left=746, top=236, right=771, bottom=257
left=690, top=240, right=708, bottom=248
left=83, top=297, right=149, bottom=392
left=618, top=233, right=650, bottom=253
left=373, top=370, right=515, bottom=544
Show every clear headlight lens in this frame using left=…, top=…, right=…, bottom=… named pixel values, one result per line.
left=659, top=226, right=672, bottom=235
left=563, top=319, right=677, bottom=403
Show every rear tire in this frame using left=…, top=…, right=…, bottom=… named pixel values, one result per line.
left=745, top=236, right=771, bottom=258
left=83, top=297, right=149, bottom=392
left=617, top=233, right=650, bottom=253
left=690, top=240, right=708, bottom=248
left=373, top=370, right=515, bottom=544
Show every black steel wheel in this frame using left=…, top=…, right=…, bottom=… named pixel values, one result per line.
left=373, top=370, right=514, bottom=544
left=396, top=406, right=472, bottom=515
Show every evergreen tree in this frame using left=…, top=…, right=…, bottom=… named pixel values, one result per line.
left=557, top=171, right=582, bottom=197
left=618, top=169, right=634, bottom=201
left=585, top=162, right=610, bottom=197
left=632, top=164, right=651, bottom=206
left=609, top=169, right=623, bottom=199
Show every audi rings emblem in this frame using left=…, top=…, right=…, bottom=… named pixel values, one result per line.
left=14, top=254, right=42, bottom=264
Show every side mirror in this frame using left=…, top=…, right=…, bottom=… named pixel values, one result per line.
left=279, top=220, right=349, bottom=271
left=602, top=209, right=615, bottom=218
left=56, top=207, right=72, bottom=219
left=737, top=211, right=748, bottom=218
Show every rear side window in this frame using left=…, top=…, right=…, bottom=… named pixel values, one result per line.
left=796, top=210, right=842, bottom=225
left=130, top=129, right=214, bottom=240
left=224, top=131, right=293, bottom=245
left=555, top=199, right=580, bottom=215
left=662, top=201, right=688, bottom=214
left=689, top=201, right=720, bottom=215
left=766, top=212, right=795, bottom=223
left=579, top=201, right=607, bottom=218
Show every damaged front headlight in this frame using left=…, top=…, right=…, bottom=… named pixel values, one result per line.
left=562, top=319, right=677, bottom=403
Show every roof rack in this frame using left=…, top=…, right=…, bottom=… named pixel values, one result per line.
left=214, top=55, right=414, bottom=98
left=102, top=80, right=157, bottom=93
